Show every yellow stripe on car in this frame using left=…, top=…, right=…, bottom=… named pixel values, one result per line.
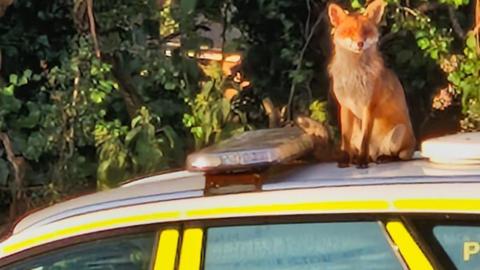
left=187, top=200, right=390, bottom=217
left=3, top=211, right=179, bottom=254
left=386, top=221, right=433, bottom=270
left=154, top=229, right=180, bottom=270
left=179, top=228, right=204, bottom=270
left=395, top=199, right=480, bottom=211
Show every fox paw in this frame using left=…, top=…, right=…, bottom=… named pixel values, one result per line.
left=355, top=156, right=369, bottom=169
left=356, top=163, right=369, bottom=169
left=375, top=155, right=400, bottom=164
left=337, top=151, right=350, bottom=168
left=337, top=161, right=350, bottom=168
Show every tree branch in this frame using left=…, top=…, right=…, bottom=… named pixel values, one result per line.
left=0, top=0, right=13, bottom=17
left=221, top=1, right=230, bottom=54
left=87, top=0, right=101, bottom=58
left=476, top=0, right=480, bottom=29
left=380, top=30, right=407, bottom=46
left=304, top=0, right=312, bottom=41
left=286, top=10, right=326, bottom=121
left=399, top=6, right=420, bottom=17
left=416, top=2, right=440, bottom=13
left=448, top=6, right=466, bottom=39
left=109, top=56, right=144, bottom=119
left=0, top=132, right=27, bottom=220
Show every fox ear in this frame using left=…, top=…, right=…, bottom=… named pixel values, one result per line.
left=328, top=3, right=347, bottom=27
left=365, top=0, right=386, bottom=24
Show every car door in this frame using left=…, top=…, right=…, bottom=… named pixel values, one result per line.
left=0, top=225, right=181, bottom=270
left=407, top=214, right=480, bottom=270
left=176, top=215, right=431, bottom=270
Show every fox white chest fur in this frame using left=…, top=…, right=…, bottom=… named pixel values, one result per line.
left=329, top=48, right=383, bottom=119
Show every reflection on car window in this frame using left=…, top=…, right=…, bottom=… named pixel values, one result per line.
left=434, top=225, right=480, bottom=270
left=4, top=232, right=155, bottom=270
left=204, top=222, right=403, bottom=270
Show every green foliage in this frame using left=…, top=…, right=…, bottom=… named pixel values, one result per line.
left=438, top=0, right=469, bottom=7
left=309, top=101, right=328, bottom=123
left=95, top=120, right=130, bottom=189
left=95, top=107, right=178, bottom=189
left=390, top=6, right=453, bottom=61
left=226, top=0, right=317, bottom=108
left=449, top=33, right=480, bottom=130
left=386, top=1, right=480, bottom=131
left=183, top=63, right=247, bottom=149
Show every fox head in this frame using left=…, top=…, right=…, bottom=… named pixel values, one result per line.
left=328, top=0, right=386, bottom=53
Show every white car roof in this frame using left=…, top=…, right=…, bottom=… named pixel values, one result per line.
left=12, top=171, right=205, bottom=234
left=10, top=155, right=480, bottom=236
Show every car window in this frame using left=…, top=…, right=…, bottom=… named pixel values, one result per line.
left=433, top=225, right=480, bottom=270
left=4, top=232, right=156, bottom=270
left=204, top=221, right=403, bottom=270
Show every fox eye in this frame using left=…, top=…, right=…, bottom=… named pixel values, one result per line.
left=362, top=28, right=374, bottom=38
left=362, top=28, right=372, bottom=36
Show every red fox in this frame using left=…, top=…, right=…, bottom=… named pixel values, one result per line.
left=327, top=0, right=416, bottom=168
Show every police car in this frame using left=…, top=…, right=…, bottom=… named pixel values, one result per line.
left=0, top=128, right=480, bottom=270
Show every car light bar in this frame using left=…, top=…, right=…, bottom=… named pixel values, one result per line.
left=186, top=127, right=315, bottom=172
left=421, top=132, right=480, bottom=165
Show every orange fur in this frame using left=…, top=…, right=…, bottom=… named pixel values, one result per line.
left=327, top=0, right=416, bottom=168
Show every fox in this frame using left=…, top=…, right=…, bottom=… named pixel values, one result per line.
left=327, top=0, right=416, bottom=168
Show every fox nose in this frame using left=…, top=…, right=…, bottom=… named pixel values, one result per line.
left=357, top=41, right=364, bottom=48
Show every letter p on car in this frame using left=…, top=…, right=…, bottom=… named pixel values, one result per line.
left=464, top=242, right=480, bottom=261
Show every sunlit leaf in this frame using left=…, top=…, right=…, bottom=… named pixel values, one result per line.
left=466, top=34, right=477, bottom=50
left=9, top=74, right=18, bottom=85
left=125, top=126, right=142, bottom=145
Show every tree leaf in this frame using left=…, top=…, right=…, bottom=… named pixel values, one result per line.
left=15, top=102, right=41, bottom=129
left=466, top=34, right=477, bottom=50
left=164, top=81, right=177, bottom=90
left=125, top=126, right=142, bottom=145
left=202, top=81, right=214, bottom=96
left=90, top=91, right=105, bottom=104
left=9, top=74, right=18, bottom=85
left=23, top=69, right=32, bottom=79
left=181, top=0, right=197, bottom=15
left=162, top=125, right=178, bottom=149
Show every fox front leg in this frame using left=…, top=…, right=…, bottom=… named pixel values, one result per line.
left=338, top=107, right=356, bottom=168
left=358, top=107, right=374, bottom=169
